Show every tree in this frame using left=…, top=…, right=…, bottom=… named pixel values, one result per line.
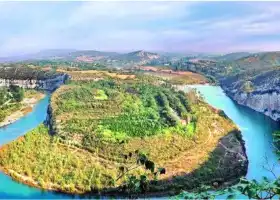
left=117, top=150, right=166, bottom=195
left=9, top=85, right=24, bottom=102
left=0, top=88, right=7, bottom=105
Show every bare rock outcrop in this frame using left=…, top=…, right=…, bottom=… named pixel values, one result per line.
left=0, top=67, right=69, bottom=91
left=221, top=69, right=280, bottom=121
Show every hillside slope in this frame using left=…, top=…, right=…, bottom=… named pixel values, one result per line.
left=229, top=52, right=280, bottom=70
left=0, top=50, right=161, bottom=67
left=214, top=52, right=252, bottom=62
left=169, top=51, right=280, bottom=121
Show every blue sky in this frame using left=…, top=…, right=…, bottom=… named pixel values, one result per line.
left=1, top=1, right=280, bottom=56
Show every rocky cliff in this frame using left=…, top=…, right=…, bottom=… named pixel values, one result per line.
left=0, top=67, right=69, bottom=91
left=0, top=74, right=68, bottom=91
left=221, top=68, right=280, bottom=121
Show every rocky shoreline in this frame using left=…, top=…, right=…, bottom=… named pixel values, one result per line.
left=223, top=89, right=280, bottom=121
left=0, top=74, right=69, bottom=91
left=220, top=69, right=280, bottom=122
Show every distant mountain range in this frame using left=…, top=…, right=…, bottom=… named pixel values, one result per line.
left=213, top=52, right=253, bottom=62
left=2, top=49, right=280, bottom=73
left=0, top=50, right=163, bottom=66
left=0, top=49, right=76, bottom=63
left=0, top=49, right=240, bottom=63
left=228, top=51, right=280, bottom=70
left=0, top=49, right=232, bottom=64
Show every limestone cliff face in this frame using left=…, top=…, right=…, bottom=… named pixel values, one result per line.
left=221, top=69, right=280, bottom=121
left=0, top=74, right=68, bottom=91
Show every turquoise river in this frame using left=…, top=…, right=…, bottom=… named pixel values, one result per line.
left=0, top=85, right=279, bottom=198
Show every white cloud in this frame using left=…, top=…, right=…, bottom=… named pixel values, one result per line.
left=0, top=1, right=196, bottom=56
left=198, top=3, right=280, bottom=37
left=68, top=1, right=191, bottom=22
left=1, top=1, right=280, bottom=55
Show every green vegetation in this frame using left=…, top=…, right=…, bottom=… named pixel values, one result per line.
left=0, top=104, right=21, bottom=122
left=53, top=79, right=193, bottom=144
left=166, top=52, right=280, bottom=82
left=0, top=124, right=118, bottom=193
left=2, top=50, right=280, bottom=197
left=142, top=70, right=208, bottom=85
left=9, top=85, right=24, bottom=102
left=22, top=60, right=108, bottom=71
left=0, top=86, right=44, bottom=123
left=0, top=72, right=241, bottom=196
left=48, top=80, right=201, bottom=180
left=0, top=85, right=24, bottom=122
left=0, top=66, right=64, bottom=80
left=0, top=124, right=166, bottom=195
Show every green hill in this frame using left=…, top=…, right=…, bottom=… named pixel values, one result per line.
left=0, top=73, right=246, bottom=196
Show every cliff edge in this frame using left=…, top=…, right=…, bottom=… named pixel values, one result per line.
left=221, top=68, right=280, bottom=121
left=0, top=67, right=69, bottom=91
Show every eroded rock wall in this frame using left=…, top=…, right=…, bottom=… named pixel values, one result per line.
left=0, top=74, right=68, bottom=91
left=221, top=69, right=280, bottom=121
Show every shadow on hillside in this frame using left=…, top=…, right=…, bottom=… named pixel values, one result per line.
left=80, top=130, right=249, bottom=198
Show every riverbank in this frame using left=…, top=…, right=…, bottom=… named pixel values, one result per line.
left=0, top=164, right=80, bottom=195
left=0, top=91, right=45, bottom=127
left=221, top=85, right=280, bottom=122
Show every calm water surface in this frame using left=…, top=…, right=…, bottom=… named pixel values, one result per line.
left=0, top=86, right=280, bottom=198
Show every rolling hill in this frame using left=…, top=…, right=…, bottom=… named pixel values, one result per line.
left=214, top=52, right=252, bottom=62
left=109, top=50, right=161, bottom=64
left=229, top=51, right=280, bottom=70
left=0, top=50, right=162, bottom=67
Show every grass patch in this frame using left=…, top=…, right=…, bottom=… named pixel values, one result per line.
left=0, top=125, right=118, bottom=193
left=52, top=79, right=193, bottom=144
left=93, top=89, right=108, bottom=100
